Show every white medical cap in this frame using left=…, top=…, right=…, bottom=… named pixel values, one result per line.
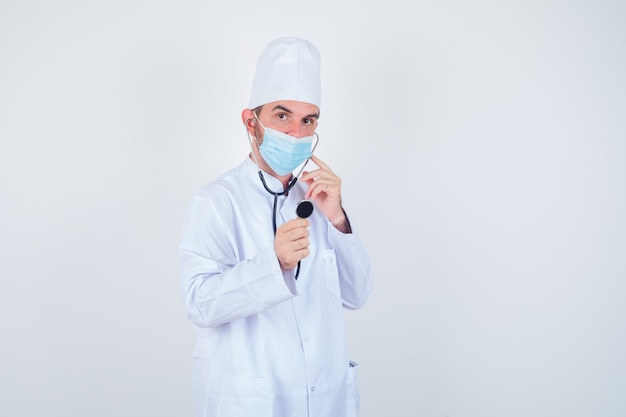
left=248, top=37, right=321, bottom=110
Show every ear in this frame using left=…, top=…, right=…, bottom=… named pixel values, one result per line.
left=241, top=109, right=256, bottom=134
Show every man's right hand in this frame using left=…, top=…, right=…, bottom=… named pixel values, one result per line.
left=274, top=218, right=310, bottom=270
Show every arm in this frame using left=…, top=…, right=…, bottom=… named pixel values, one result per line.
left=300, top=155, right=372, bottom=308
left=178, top=194, right=296, bottom=328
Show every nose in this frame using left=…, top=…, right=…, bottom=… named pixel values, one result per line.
left=283, top=120, right=302, bottom=138
left=283, top=121, right=307, bottom=138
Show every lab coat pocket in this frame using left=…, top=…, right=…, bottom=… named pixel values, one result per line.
left=216, top=375, right=274, bottom=417
left=323, top=249, right=342, bottom=301
left=346, top=361, right=360, bottom=417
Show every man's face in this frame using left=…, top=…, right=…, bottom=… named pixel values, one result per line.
left=254, top=100, right=320, bottom=142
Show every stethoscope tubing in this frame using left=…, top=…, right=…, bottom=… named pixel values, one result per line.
left=245, top=123, right=319, bottom=281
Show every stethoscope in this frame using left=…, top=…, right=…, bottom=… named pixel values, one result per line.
left=245, top=119, right=318, bottom=280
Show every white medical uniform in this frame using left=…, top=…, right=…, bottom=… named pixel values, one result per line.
left=178, top=157, right=373, bottom=417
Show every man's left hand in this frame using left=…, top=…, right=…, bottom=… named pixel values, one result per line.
left=300, top=155, right=351, bottom=233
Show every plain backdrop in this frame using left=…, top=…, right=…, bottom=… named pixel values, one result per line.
left=1, top=1, right=625, bottom=416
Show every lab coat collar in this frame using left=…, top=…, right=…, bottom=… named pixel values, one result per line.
left=242, top=156, right=304, bottom=221
left=242, top=156, right=295, bottom=195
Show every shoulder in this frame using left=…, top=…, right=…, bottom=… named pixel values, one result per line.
left=193, top=171, right=237, bottom=208
left=190, top=159, right=255, bottom=210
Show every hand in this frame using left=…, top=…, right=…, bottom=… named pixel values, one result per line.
left=274, top=218, right=310, bottom=270
left=300, top=155, right=349, bottom=231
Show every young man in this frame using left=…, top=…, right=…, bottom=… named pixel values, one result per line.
left=178, top=37, right=373, bottom=417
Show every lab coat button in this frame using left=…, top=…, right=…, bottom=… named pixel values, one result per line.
left=304, top=337, right=310, bottom=342
left=311, top=386, right=315, bottom=392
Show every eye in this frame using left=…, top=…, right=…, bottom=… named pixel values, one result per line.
left=303, top=117, right=317, bottom=125
left=277, top=113, right=288, bottom=120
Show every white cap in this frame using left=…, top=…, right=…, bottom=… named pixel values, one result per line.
left=248, top=37, right=321, bottom=110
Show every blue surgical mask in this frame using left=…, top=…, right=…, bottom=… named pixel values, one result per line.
left=255, top=116, right=316, bottom=176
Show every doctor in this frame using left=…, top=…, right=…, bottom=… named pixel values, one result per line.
left=178, top=37, right=373, bottom=417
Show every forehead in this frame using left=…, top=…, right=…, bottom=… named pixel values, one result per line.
left=261, top=100, right=320, bottom=117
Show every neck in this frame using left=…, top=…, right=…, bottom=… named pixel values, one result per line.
left=248, top=153, right=292, bottom=191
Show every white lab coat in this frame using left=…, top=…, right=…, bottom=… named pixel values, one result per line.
left=178, top=157, right=373, bottom=417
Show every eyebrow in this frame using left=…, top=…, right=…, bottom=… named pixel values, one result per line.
left=272, top=104, right=319, bottom=120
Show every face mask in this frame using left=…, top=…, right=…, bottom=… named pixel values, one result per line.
left=255, top=116, right=316, bottom=176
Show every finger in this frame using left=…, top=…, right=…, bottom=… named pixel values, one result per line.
left=285, top=236, right=310, bottom=253
left=301, top=156, right=333, bottom=180
left=277, top=229, right=308, bottom=246
left=278, top=218, right=309, bottom=232
left=276, top=222, right=310, bottom=249
left=296, top=237, right=310, bottom=250
left=277, top=238, right=310, bottom=269
left=307, top=184, right=331, bottom=200
left=310, top=155, right=332, bottom=172
left=304, top=172, right=338, bottom=188
left=297, top=247, right=311, bottom=260
left=299, top=169, right=321, bottom=183
left=301, top=164, right=338, bottom=181
left=306, top=180, right=326, bottom=199
left=288, top=227, right=309, bottom=241
left=301, top=172, right=338, bottom=188
left=306, top=178, right=339, bottom=199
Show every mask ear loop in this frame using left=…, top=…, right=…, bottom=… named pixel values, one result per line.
left=244, top=117, right=263, bottom=170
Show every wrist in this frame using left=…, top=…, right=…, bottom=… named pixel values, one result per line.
left=330, top=209, right=352, bottom=234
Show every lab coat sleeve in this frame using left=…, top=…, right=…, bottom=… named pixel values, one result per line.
left=327, top=215, right=373, bottom=310
left=178, top=192, right=296, bottom=328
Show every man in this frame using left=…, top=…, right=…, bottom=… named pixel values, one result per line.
left=178, top=37, right=373, bottom=417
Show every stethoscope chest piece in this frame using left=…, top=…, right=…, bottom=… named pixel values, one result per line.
left=296, top=200, right=314, bottom=219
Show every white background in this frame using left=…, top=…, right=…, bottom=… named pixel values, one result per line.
left=1, top=1, right=625, bottom=416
